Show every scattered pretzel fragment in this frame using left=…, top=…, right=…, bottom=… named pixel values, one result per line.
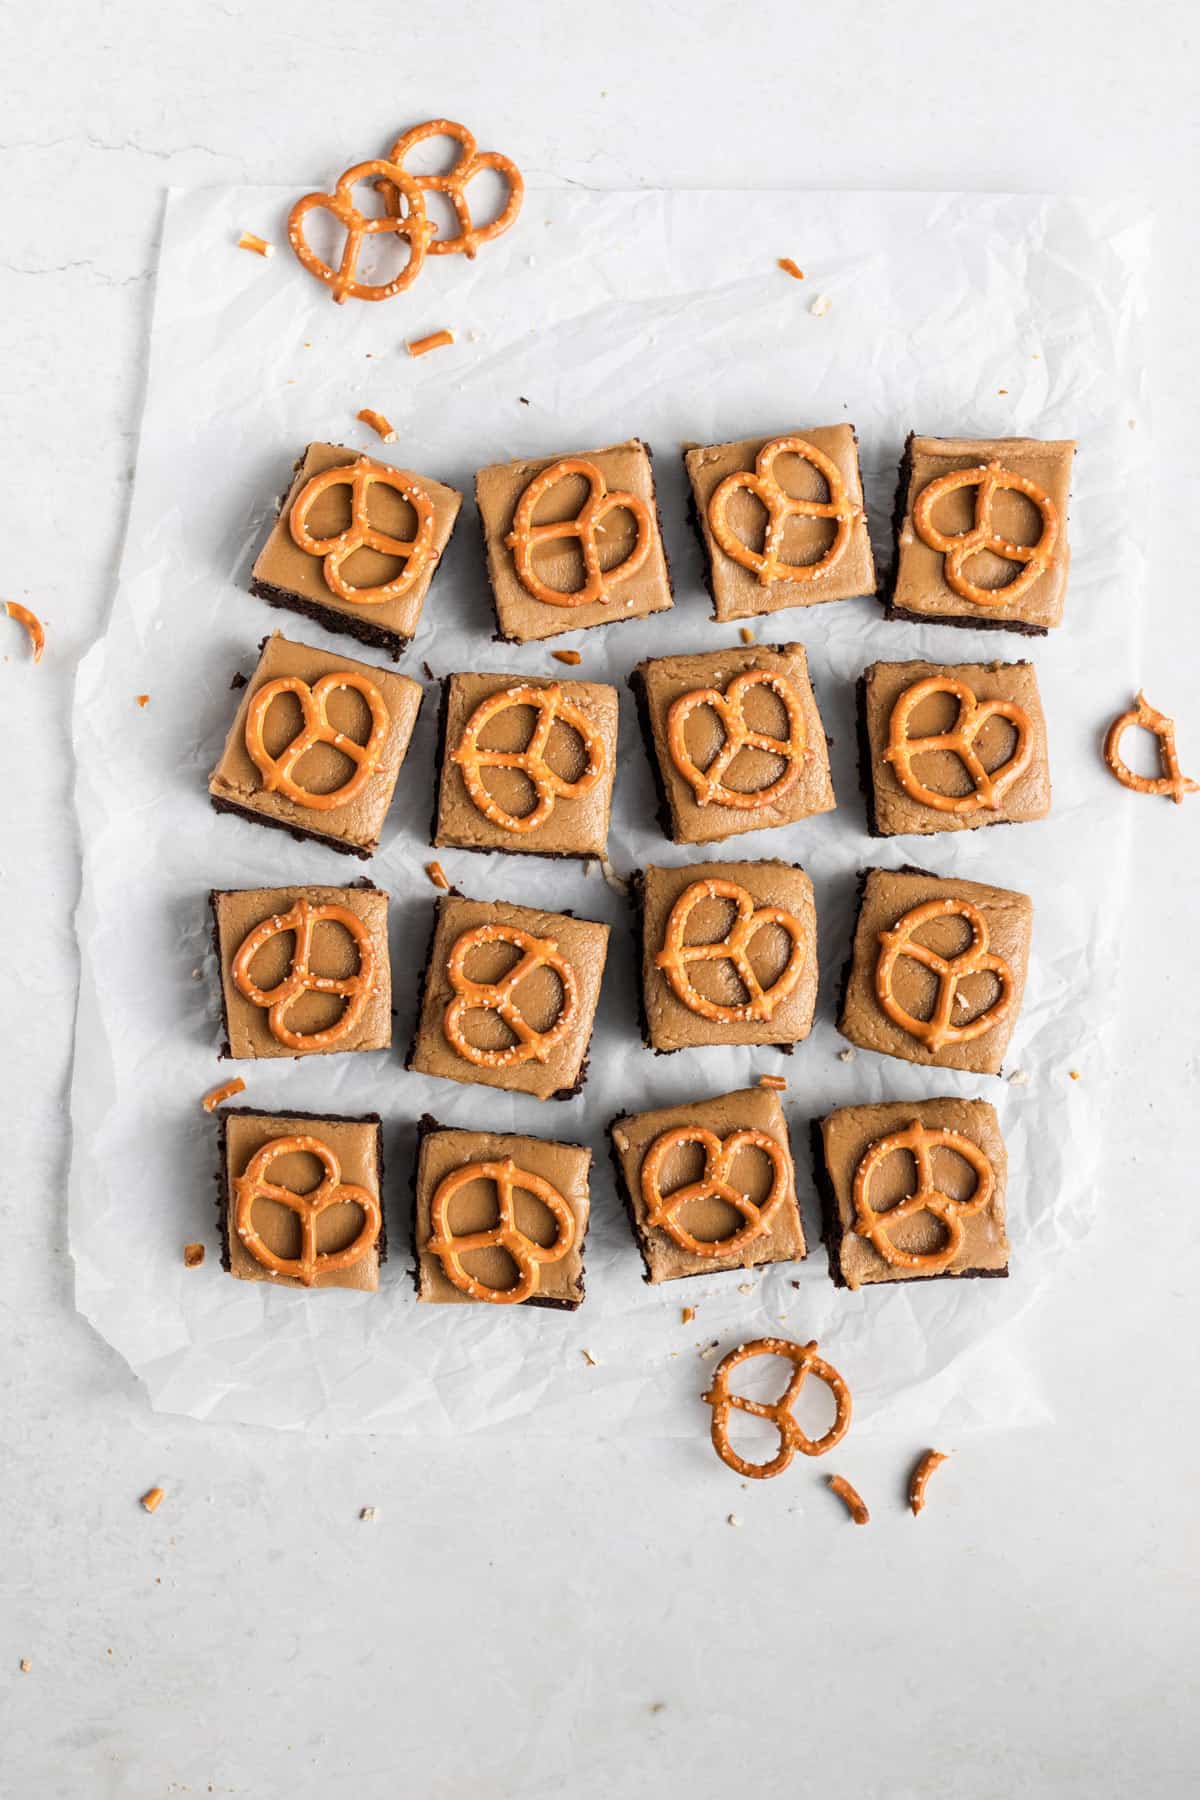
left=356, top=407, right=397, bottom=443
left=739, top=627, right=756, bottom=644
left=19, top=1659, right=31, bottom=1674
left=408, top=329, right=455, bottom=359
left=201, top=1076, right=246, bottom=1114
left=135, top=694, right=150, bottom=708
left=828, top=1474, right=870, bottom=1524
left=140, top=1487, right=165, bottom=1514
left=359, top=1506, right=379, bottom=1522
left=681, top=1306, right=696, bottom=1324
left=5, top=600, right=44, bottom=663
left=183, top=1243, right=206, bottom=1269
left=237, top=232, right=274, bottom=258
left=1103, top=690, right=1198, bottom=804
left=552, top=648, right=582, bottom=665
left=758, top=1073, right=787, bottom=1091
left=777, top=258, right=805, bottom=281
left=426, top=860, right=451, bottom=891
left=909, top=1449, right=949, bottom=1516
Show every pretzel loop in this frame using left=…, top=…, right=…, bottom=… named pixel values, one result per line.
left=382, top=118, right=524, bottom=259
left=427, top=1158, right=576, bottom=1303
left=450, top=682, right=606, bottom=833
left=640, top=1125, right=789, bottom=1257
left=667, top=668, right=807, bottom=810
left=504, top=457, right=653, bottom=608
left=852, top=1120, right=995, bottom=1275
left=912, top=460, right=1058, bottom=607
left=1104, top=690, right=1199, bottom=806
left=703, top=1338, right=852, bottom=1479
left=875, top=897, right=1014, bottom=1053
left=287, top=160, right=435, bottom=303
left=245, top=672, right=390, bottom=812
left=654, top=878, right=807, bottom=1023
left=234, top=1135, right=381, bottom=1287
left=884, top=675, right=1034, bottom=813
left=708, top=436, right=863, bottom=586
left=231, top=896, right=376, bottom=1052
left=289, top=456, right=437, bottom=606
left=444, top=923, right=578, bottom=1067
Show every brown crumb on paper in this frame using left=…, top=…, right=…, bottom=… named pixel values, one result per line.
left=581, top=1348, right=598, bottom=1367
left=359, top=1506, right=379, bottom=1522
left=828, top=1474, right=870, bottom=1524
left=810, top=294, right=833, bottom=317
left=777, top=257, right=805, bottom=281
left=681, top=1306, right=695, bottom=1324
left=909, top=1449, right=949, bottom=1516
left=237, top=232, right=274, bottom=258
left=758, top=1073, right=786, bottom=1091
left=425, top=860, right=451, bottom=891
left=408, top=329, right=455, bottom=359
left=135, top=694, right=150, bottom=708
left=201, top=1076, right=246, bottom=1113
left=5, top=600, right=45, bottom=663
left=1069, top=1069, right=1081, bottom=1081
left=183, top=1243, right=206, bottom=1269
left=356, top=408, right=397, bottom=443
left=1008, top=1068, right=1029, bottom=1086
left=552, top=648, right=582, bottom=665
left=726, top=1513, right=741, bottom=1528
left=739, top=627, right=756, bottom=644
left=19, top=1658, right=31, bottom=1674
left=139, top=1487, right=165, bottom=1514
left=837, top=1047, right=856, bottom=1063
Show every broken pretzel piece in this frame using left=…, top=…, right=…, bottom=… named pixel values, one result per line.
left=909, top=1448, right=949, bottom=1516
left=828, top=1473, right=870, bottom=1524
left=5, top=600, right=45, bottom=663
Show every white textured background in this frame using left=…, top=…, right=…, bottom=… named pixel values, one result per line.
left=2, top=3, right=1197, bottom=1796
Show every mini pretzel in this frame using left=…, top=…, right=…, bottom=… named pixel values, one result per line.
left=667, top=669, right=807, bottom=810
left=288, top=160, right=435, bottom=303
left=640, top=1125, right=790, bottom=1257
left=884, top=675, right=1034, bottom=813
left=654, top=878, right=807, bottom=1023
left=231, top=896, right=376, bottom=1052
left=383, top=118, right=523, bottom=259
left=426, top=1157, right=576, bottom=1303
left=875, top=897, right=1014, bottom=1053
left=703, top=1338, right=852, bottom=1479
left=289, top=456, right=437, bottom=606
left=912, top=460, right=1058, bottom=607
left=708, top=436, right=863, bottom=586
left=504, top=458, right=653, bottom=608
left=851, top=1119, right=995, bottom=1277
left=245, top=672, right=389, bottom=811
left=444, top=923, right=578, bottom=1067
left=450, top=682, right=606, bottom=833
left=233, top=1134, right=381, bottom=1286
left=1104, top=690, right=1199, bottom=805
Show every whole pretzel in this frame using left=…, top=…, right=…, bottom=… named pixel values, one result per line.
left=875, top=897, right=1014, bottom=1054
left=450, top=682, right=606, bottom=833
left=231, top=896, right=377, bottom=1052
left=233, top=1134, right=381, bottom=1286
left=708, top=436, right=863, bottom=586
left=884, top=674, right=1034, bottom=813
left=444, top=923, right=579, bottom=1067
left=851, top=1119, right=995, bottom=1276
left=504, top=457, right=653, bottom=608
left=382, top=118, right=523, bottom=259
left=289, top=456, right=437, bottom=606
left=667, top=668, right=807, bottom=810
left=245, top=672, right=389, bottom=812
left=912, top=460, right=1058, bottom=607
left=640, top=1124, right=790, bottom=1257
left=703, top=1338, right=852, bottom=1479
left=654, top=878, right=807, bottom=1023
left=426, top=1157, right=576, bottom=1303
left=288, top=160, right=435, bottom=303
left=1104, top=690, right=1199, bottom=805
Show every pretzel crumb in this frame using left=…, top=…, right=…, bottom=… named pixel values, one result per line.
left=1008, top=1068, right=1029, bottom=1085
left=997, top=388, right=1009, bottom=395
left=201, top=1076, right=246, bottom=1113
left=777, top=257, right=805, bottom=281
left=425, top=860, right=451, bottom=891
left=1069, top=1069, right=1081, bottom=1081
left=135, top=694, right=150, bottom=708
left=183, top=1243, right=206, bottom=1269
left=359, top=1506, right=379, bottom=1522
left=681, top=1306, right=696, bottom=1324
left=237, top=232, right=274, bottom=258
left=758, top=1073, right=787, bottom=1091
left=19, top=1658, right=31, bottom=1673
left=581, top=1348, right=598, bottom=1367
left=739, top=627, right=756, bottom=644
left=139, top=1487, right=165, bottom=1514
left=356, top=408, right=397, bottom=443
left=699, top=1341, right=721, bottom=1362
left=828, top=1474, right=870, bottom=1524
left=737, top=1282, right=754, bottom=1295
left=809, top=293, right=833, bottom=318
left=726, top=1513, right=742, bottom=1527
left=837, top=1047, right=856, bottom=1063
left=5, top=600, right=45, bottom=663
left=552, top=648, right=582, bottom=665
left=909, top=1449, right=949, bottom=1516
left=408, top=329, right=455, bottom=359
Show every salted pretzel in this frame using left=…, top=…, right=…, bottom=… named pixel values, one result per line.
left=289, top=456, right=437, bottom=606
left=875, top=897, right=1014, bottom=1054
left=231, top=896, right=377, bottom=1052
left=851, top=1119, right=995, bottom=1276
left=640, top=1125, right=790, bottom=1257
left=667, top=668, right=807, bottom=810
left=654, top=878, right=807, bottom=1023
left=703, top=1338, right=852, bottom=1479
left=912, top=460, right=1058, bottom=607
left=444, top=923, right=578, bottom=1068
left=287, top=160, right=435, bottom=303
left=233, top=1134, right=381, bottom=1286
left=381, top=118, right=524, bottom=259
left=504, top=457, right=653, bottom=608
left=450, top=682, right=606, bottom=833
left=1104, top=690, right=1199, bottom=805
left=708, top=435, right=863, bottom=586
left=884, top=674, right=1034, bottom=813
left=426, top=1157, right=576, bottom=1303
left=245, top=672, right=389, bottom=811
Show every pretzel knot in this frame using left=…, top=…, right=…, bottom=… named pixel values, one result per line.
left=667, top=669, right=807, bottom=810
left=875, top=897, right=1014, bottom=1054
left=378, top=118, right=524, bottom=259
left=852, top=1120, right=995, bottom=1275
left=703, top=1338, right=852, bottom=1479
left=427, top=1158, right=576, bottom=1304
left=444, top=924, right=578, bottom=1067
left=287, top=160, right=435, bottom=303
left=640, top=1125, right=789, bottom=1257
left=654, top=879, right=807, bottom=1023
left=913, top=460, right=1058, bottom=607
left=450, top=682, right=606, bottom=833
left=231, top=896, right=377, bottom=1052
left=884, top=675, right=1033, bottom=814
left=234, top=1135, right=380, bottom=1286
left=289, top=456, right=437, bottom=606
left=708, top=436, right=863, bottom=587
left=1104, top=690, right=1199, bottom=806
left=245, top=672, right=389, bottom=812
left=504, top=457, right=653, bottom=608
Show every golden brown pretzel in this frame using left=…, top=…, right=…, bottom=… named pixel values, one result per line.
left=287, top=160, right=434, bottom=302
left=233, top=1135, right=381, bottom=1286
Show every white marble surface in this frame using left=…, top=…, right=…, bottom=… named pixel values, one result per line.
left=2, top=4, right=1197, bottom=1796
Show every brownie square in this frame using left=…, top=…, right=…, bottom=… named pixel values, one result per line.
left=249, top=442, right=462, bottom=659
left=412, top=1119, right=591, bottom=1308
left=814, top=1098, right=1010, bottom=1290
left=838, top=866, right=1032, bottom=1074
left=433, top=670, right=619, bottom=859
left=638, top=860, right=817, bottom=1053
left=210, top=882, right=391, bottom=1059
left=885, top=434, right=1075, bottom=634
left=860, top=659, right=1051, bottom=838
left=609, top=1086, right=806, bottom=1283
left=685, top=427, right=875, bottom=620
left=208, top=632, right=423, bottom=858
left=408, top=894, right=609, bottom=1100
left=218, top=1106, right=385, bottom=1292
left=476, top=439, right=674, bottom=643
left=630, top=643, right=835, bottom=844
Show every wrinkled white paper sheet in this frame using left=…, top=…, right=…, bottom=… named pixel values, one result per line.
left=69, top=186, right=1149, bottom=1437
